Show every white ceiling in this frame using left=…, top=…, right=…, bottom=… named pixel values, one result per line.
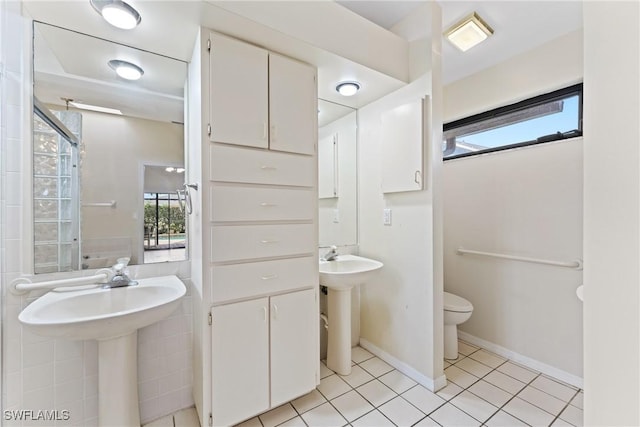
left=24, top=0, right=584, bottom=123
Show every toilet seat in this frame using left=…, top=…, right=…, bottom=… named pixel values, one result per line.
left=444, top=292, right=473, bottom=313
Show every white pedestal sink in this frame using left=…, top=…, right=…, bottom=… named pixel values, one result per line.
left=19, top=275, right=186, bottom=427
left=319, top=255, right=382, bottom=375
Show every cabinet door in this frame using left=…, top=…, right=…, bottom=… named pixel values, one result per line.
left=210, top=33, right=268, bottom=148
left=212, top=299, right=269, bottom=426
left=270, top=289, right=318, bottom=407
left=269, top=54, right=316, bottom=155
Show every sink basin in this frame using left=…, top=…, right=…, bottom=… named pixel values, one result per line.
left=19, top=275, right=186, bottom=340
left=18, top=274, right=186, bottom=427
left=319, top=254, right=382, bottom=376
left=319, top=254, right=383, bottom=290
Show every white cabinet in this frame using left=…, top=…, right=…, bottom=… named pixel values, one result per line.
left=209, top=33, right=316, bottom=155
left=209, top=33, right=269, bottom=149
left=211, top=298, right=270, bottom=427
left=211, top=289, right=316, bottom=426
left=269, top=53, right=317, bottom=155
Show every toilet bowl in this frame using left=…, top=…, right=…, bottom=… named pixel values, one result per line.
left=443, top=292, right=474, bottom=360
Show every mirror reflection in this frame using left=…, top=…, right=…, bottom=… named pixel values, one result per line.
left=32, top=22, right=187, bottom=273
left=318, top=99, right=357, bottom=247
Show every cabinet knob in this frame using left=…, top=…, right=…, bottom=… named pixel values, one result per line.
left=261, top=274, right=279, bottom=281
left=260, top=239, right=279, bottom=244
left=260, top=165, right=277, bottom=171
left=260, top=202, right=278, bottom=207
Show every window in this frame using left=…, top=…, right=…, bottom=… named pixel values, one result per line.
left=443, top=84, right=583, bottom=160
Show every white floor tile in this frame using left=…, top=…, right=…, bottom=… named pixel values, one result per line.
left=436, top=382, right=464, bottom=401
left=444, top=360, right=452, bottom=368
left=378, top=396, right=425, bottom=426
left=457, top=341, right=479, bottom=356
left=468, top=380, right=513, bottom=408
left=552, top=418, right=574, bottom=426
left=560, top=404, right=583, bottom=426
left=331, top=390, right=374, bottom=422
left=143, top=415, right=173, bottom=427
left=430, top=402, right=481, bottom=427
left=359, top=357, right=394, bottom=377
left=485, top=410, right=529, bottom=427
left=291, top=389, right=327, bottom=414
left=503, top=397, right=555, bottom=426
left=174, top=407, right=200, bottom=427
left=351, top=346, right=374, bottom=364
left=356, top=380, right=397, bottom=407
left=570, top=391, right=584, bottom=409
left=484, top=370, right=527, bottom=395
left=450, top=390, right=499, bottom=423
left=378, top=370, right=417, bottom=394
left=497, top=362, right=539, bottom=384
left=317, top=375, right=351, bottom=400
left=278, top=416, right=306, bottom=427
left=518, top=385, right=566, bottom=415
left=234, top=417, right=261, bottom=427
left=320, top=362, right=334, bottom=379
left=351, top=410, right=394, bottom=427
left=444, top=365, right=479, bottom=389
left=454, top=357, right=493, bottom=378
left=301, top=402, right=347, bottom=427
left=468, top=350, right=507, bottom=369
left=259, top=403, right=298, bottom=427
left=339, top=365, right=374, bottom=388
left=413, top=416, right=441, bottom=426
left=530, top=376, right=578, bottom=402
left=402, top=385, right=446, bottom=415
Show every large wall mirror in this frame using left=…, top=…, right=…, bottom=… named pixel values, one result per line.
left=32, top=22, right=187, bottom=273
left=318, top=99, right=357, bottom=247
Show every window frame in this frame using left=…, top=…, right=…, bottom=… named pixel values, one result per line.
left=443, top=83, right=583, bottom=161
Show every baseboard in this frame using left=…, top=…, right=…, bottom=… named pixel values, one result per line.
left=457, top=331, right=584, bottom=389
left=359, top=338, right=447, bottom=392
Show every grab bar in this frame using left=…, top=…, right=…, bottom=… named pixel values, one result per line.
left=82, top=200, right=116, bottom=208
left=456, top=247, right=583, bottom=270
left=10, top=268, right=113, bottom=295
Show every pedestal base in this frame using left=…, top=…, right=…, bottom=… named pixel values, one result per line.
left=326, top=288, right=353, bottom=375
left=98, top=331, right=140, bottom=427
left=444, top=324, right=459, bottom=360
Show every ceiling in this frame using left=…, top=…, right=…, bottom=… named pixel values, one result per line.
left=24, top=0, right=583, bottom=123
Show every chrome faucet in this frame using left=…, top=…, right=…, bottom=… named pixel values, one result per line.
left=321, top=245, right=339, bottom=261
left=103, top=262, right=138, bottom=289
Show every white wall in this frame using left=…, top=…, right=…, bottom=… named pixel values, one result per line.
left=583, top=2, right=640, bottom=425
left=442, top=30, right=584, bottom=386
left=0, top=7, right=193, bottom=426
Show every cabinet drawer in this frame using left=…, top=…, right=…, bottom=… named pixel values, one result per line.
left=210, top=144, right=314, bottom=187
left=211, top=256, right=317, bottom=303
left=211, top=224, right=315, bottom=263
left=210, top=185, right=314, bottom=222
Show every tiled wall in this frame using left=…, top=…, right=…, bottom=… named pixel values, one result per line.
left=0, top=4, right=194, bottom=426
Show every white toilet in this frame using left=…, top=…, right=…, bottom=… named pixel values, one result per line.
left=443, top=292, right=474, bottom=360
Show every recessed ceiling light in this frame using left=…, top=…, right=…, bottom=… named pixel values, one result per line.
left=336, top=81, right=361, bottom=97
left=90, top=0, right=141, bottom=30
left=444, top=12, right=493, bottom=52
left=108, top=59, right=144, bottom=80
left=69, top=101, right=122, bottom=115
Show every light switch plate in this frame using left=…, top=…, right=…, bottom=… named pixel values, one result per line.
left=332, top=209, right=340, bottom=223
left=383, top=208, right=392, bottom=225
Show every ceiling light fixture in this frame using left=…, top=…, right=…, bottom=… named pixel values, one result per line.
left=336, top=81, right=361, bottom=97
left=69, top=101, right=122, bottom=115
left=90, top=0, right=141, bottom=30
left=444, top=12, right=493, bottom=52
left=108, top=59, right=144, bottom=80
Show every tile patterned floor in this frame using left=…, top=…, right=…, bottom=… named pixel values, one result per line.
left=146, top=340, right=584, bottom=427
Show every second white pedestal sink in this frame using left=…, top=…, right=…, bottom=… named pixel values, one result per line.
left=319, top=255, right=382, bottom=375
left=19, top=275, right=186, bottom=427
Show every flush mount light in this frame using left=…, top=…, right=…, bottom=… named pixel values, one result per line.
left=336, top=81, right=361, bottom=97
left=176, top=168, right=185, bottom=173
left=90, top=0, right=141, bottom=30
left=108, top=59, right=144, bottom=80
left=444, top=12, right=493, bottom=52
left=69, top=101, right=122, bottom=115
left=165, top=167, right=175, bottom=172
